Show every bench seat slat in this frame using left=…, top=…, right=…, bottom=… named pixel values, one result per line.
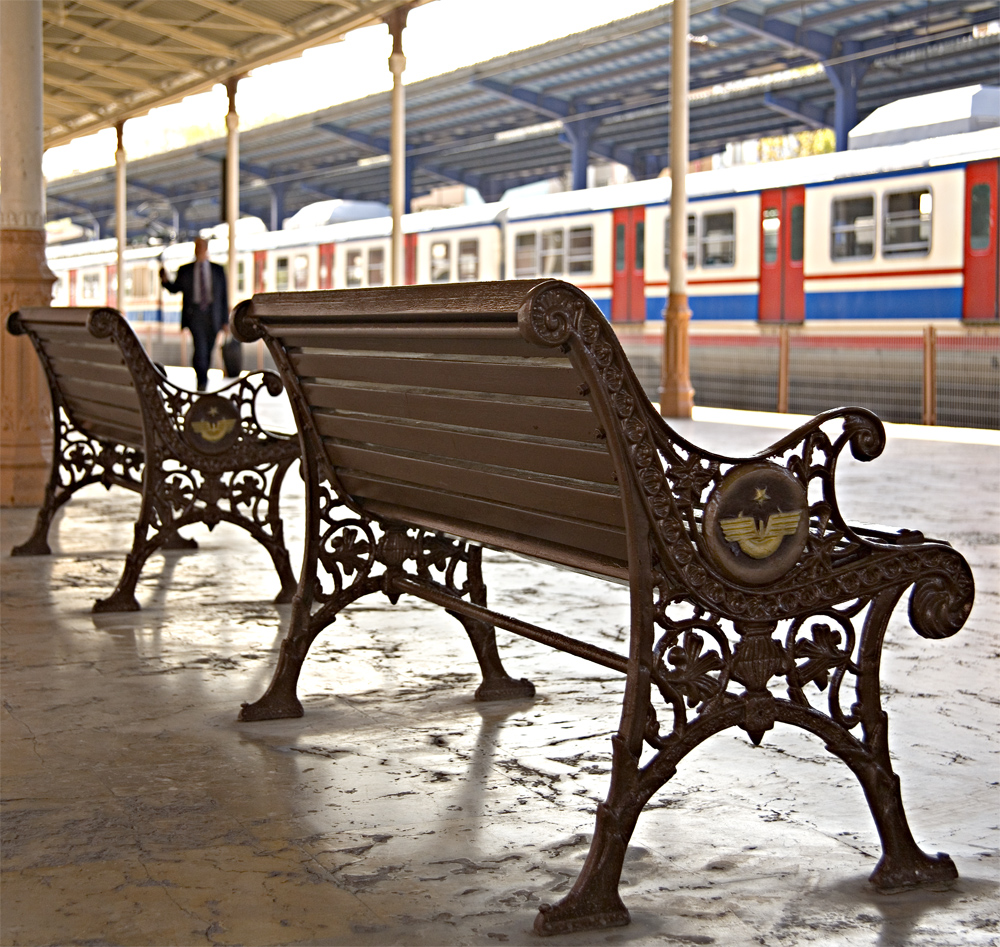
left=329, top=444, right=624, bottom=528
left=289, top=351, right=583, bottom=401
left=314, top=412, right=616, bottom=484
left=339, top=471, right=629, bottom=567
left=300, top=382, right=599, bottom=442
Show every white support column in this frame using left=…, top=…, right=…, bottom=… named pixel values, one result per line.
left=115, top=121, right=127, bottom=311
left=386, top=6, right=409, bottom=286
left=0, top=0, right=56, bottom=506
left=660, top=0, right=694, bottom=418
left=225, top=77, right=241, bottom=308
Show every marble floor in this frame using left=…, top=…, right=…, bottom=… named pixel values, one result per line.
left=2, top=403, right=998, bottom=947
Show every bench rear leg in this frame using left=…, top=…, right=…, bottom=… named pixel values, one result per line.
left=447, top=611, right=536, bottom=701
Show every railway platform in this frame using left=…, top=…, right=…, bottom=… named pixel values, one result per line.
left=1, top=400, right=997, bottom=947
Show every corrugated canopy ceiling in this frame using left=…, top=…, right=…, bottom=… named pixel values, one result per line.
left=42, top=0, right=421, bottom=146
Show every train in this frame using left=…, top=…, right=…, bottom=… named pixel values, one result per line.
left=47, top=126, right=999, bottom=324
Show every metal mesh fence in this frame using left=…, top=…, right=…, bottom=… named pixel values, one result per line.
left=787, top=334, right=923, bottom=424
left=611, top=321, right=999, bottom=430
left=129, top=320, right=996, bottom=430
left=936, top=330, right=1000, bottom=429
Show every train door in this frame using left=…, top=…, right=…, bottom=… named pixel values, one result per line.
left=963, top=159, right=999, bottom=321
left=318, top=243, right=335, bottom=289
left=68, top=269, right=77, bottom=306
left=612, top=206, right=646, bottom=322
left=405, top=233, right=417, bottom=285
left=107, top=264, right=117, bottom=309
left=253, top=250, right=267, bottom=293
left=758, top=186, right=805, bottom=322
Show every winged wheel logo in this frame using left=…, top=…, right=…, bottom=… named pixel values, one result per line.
left=719, top=510, right=802, bottom=560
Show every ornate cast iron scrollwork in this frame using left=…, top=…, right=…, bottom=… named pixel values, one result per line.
left=518, top=281, right=971, bottom=936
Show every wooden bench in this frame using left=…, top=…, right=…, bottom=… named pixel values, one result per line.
left=6, top=306, right=298, bottom=612
left=231, top=279, right=975, bottom=936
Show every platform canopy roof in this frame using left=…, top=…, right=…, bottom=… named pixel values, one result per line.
left=45, top=0, right=1000, bottom=240
left=42, top=0, right=421, bottom=147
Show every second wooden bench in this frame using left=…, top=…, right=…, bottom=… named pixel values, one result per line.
left=7, top=306, right=298, bottom=611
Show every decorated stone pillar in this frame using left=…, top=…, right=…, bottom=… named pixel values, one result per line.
left=0, top=0, right=56, bottom=506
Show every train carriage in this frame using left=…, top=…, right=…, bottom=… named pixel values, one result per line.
left=45, top=127, right=999, bottom=327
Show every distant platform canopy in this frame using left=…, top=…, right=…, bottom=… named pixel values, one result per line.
left=44, top=0, right=1000, bottom=242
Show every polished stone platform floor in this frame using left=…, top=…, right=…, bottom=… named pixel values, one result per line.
left=2, top=399, right=998, bottom=947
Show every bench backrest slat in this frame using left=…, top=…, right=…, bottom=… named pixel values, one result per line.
left=11, top=307, right=144, bottom=449
left=245, top=289, right=629, bottom=576
left=300, top=382, right=600, bottom=442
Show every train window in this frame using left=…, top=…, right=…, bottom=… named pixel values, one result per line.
left=346, top=249, right=363, bottom=287
left=762, top=208, right=780, bottom=264
left=701, top=211, right=735, bottom=267
left=293, top=254, right=309, bottom=290
left=368, top=248, right=385, bottom=286
left=237, top=260, right=246, bottom=293
left=883, top=189, right=931, bottom=257
left=431, top=241, right=451, bottom=282
left=541, top=229, right=564, bottom=276
left=126, top=264, right=152, bottom=299
left=635, top=220, right=645, bottom=270
left=275, top=256, right=290, bottom=291
left=568, top=226, right=593, bottom=274
left=790, top=205, right=804, bottom=262
left=81, top=273, right=100, bottom=300
left=970, top=183, right=992, bottom=250
left=458, top=239, right=479, bottom=281
left=664, top=215, right=696, bottom=269
left=515, top=232, right=537, bottom=278
left=831, top=196, right=875, bottom=260
left=614, top=223, right=625, bottom=272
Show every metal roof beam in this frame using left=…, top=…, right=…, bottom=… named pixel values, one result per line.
left=763, top=92, right=830, bottom=129
left=718, top=6, right=836, bottom=60
left=473, top=77, right=572, bottom=120
left=317, top=122, right=389, bottom=154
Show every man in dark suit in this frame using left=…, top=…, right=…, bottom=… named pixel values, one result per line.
left=159, top=237, right=229, bottom=391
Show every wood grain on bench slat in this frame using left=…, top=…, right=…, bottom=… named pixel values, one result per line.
left=330, top=445, right=624, bottom=528
left=314, top=412, right=616, bottom=484
left=248, top=280, right=546, bottom=320
left=49, top=358, right=135, bottom=388
left=270, top=327, right=562, bottom=359
left=301, top=382, right=600, bottom=442
left=340, top=471, right=629, bottom=565
left=42, top=339, right=126, bottom=367
left=289, top=351, right=582, bottom=401
left=62, top=394, right=143, bottom=438
left=60, top=377, right=142, bottom=413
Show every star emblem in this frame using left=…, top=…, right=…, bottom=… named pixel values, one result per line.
left=753, top=486, right=770, bottom=505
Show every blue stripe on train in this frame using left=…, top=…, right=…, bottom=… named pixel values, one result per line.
left=645, top=294, right=758, bottom=321
left=805, top=286, right=963, bottom=320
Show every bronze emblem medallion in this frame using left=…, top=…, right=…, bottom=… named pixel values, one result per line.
left=702, top=461, right=808, bottom=586
left=183, top=394, right=240, bottom=455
